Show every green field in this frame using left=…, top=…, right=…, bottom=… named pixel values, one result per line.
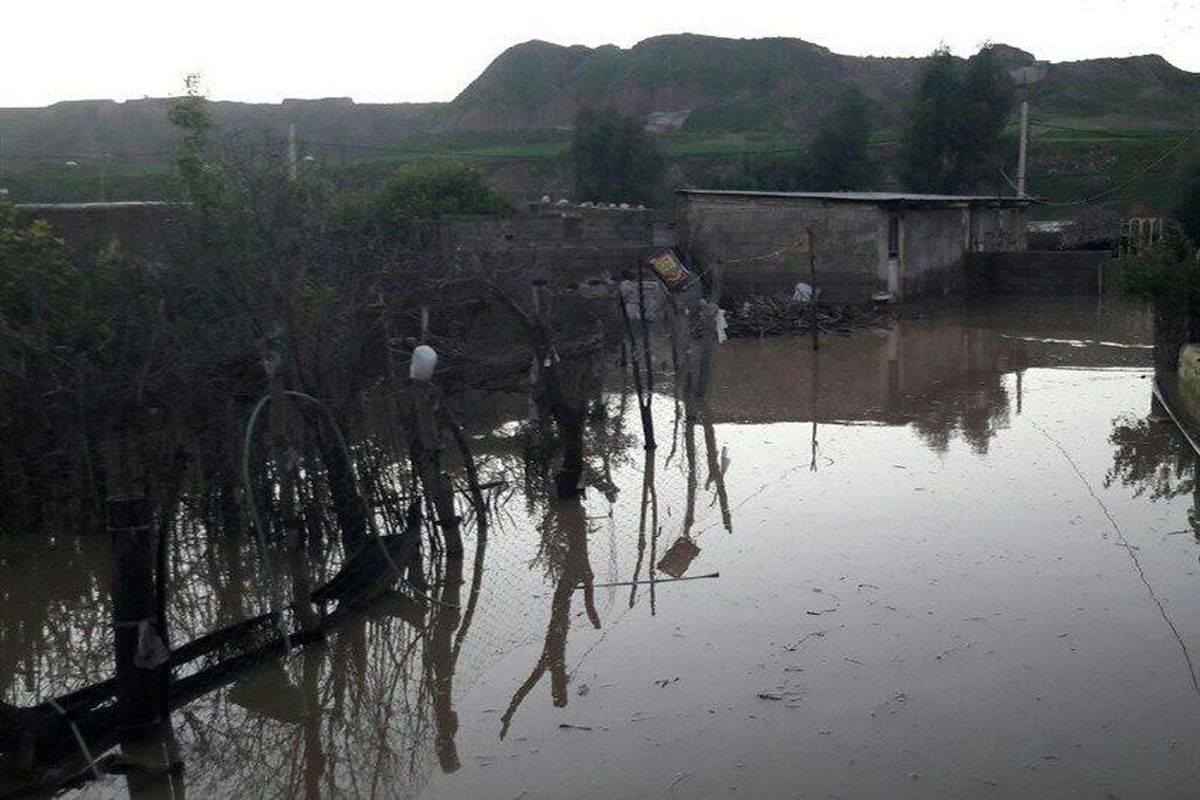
left=3, top=121, right=1193, bottom=225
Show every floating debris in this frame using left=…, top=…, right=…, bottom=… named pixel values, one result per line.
left=667, top=771, right=693, bottom=792
left=726, top=297, right=890, bottom=339
left=783, top=631, right=828, bottom=651
left=869, top=692, right=910, bottom=718
left=935, top=641, right=975, bottom=661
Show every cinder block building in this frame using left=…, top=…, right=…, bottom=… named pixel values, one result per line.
left=676, top=190, right=1028, bottom=302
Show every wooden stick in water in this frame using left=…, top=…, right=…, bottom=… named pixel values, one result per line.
left=577, top=571, right=719, bottom=590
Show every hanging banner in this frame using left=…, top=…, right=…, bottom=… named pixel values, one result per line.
left=644, top=248, right=693, bottom=293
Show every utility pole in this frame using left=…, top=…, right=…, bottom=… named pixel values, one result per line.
left=287, top=123, right=298, bottom=182
left=1016, top=100, right=1029, bottom=198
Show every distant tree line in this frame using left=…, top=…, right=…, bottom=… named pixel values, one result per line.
left=568, top=44, right=1017, bottom=200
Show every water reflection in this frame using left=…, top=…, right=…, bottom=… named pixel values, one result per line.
left=1107, top=414, right=1197, bottom=502
left=2, top=295, right=1186, bottom=800
left=500, top=498, right=599, bottom=739
left=0, top=359, right=679, bottom=799
left=709, top=298, right=1151, bottom=455
left=1106, top=384, right=1200, bottom=551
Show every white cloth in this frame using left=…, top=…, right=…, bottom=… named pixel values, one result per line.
left=792, top=282, right=814, bottom=302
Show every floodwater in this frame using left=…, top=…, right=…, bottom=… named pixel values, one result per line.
left=5, top=295, right=1200, bottom=798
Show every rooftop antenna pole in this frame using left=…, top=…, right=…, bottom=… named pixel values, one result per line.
left=1016, top=100, right=1029, bottom=198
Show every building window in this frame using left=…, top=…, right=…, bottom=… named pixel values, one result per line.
left=887, top=214, right=901, bottom=258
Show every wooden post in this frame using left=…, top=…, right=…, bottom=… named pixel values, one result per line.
left=300, top=645, right=325, bottom=800
left=409, top=382, right=463, bottom=560
left=426, top=555, right=463, bottom=773
left=531, top=281, right=589, bottom=498
left=638, top=262, right=656, bottom=399
left=664, top=293, right=685, bottom=401
left=103, top=435, right=161, bottom=735
left=808, top=226, right=819, bottom=352
left=439, top=404, right=488, bottom=532
left=634, top=453, right=659, bottom=609
left=491, top=281, right=596, bottom=497
left=683, top=414, right=697, bottom=539
left=103, top=432, right=181, bottom=794
left=689, top=300, right=719, bottom=411
left=702, top=412, right=732, bottom=533
left=109, top=498, right=161, bottom=733
left=617, top=281, right=656, bottom=450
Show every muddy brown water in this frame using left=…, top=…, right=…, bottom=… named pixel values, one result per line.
left=5, top=296, right=1200, bottom=798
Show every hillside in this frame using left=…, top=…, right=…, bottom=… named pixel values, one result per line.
left=3, top=33, right=1198, bottom=166
left=433, top=35, right=922, bottom=133
left=2, top=33, right=1198, bottom=219
left=434, top=34, right=1200, bottom=134
left=0, top=97, right=437, bottom=167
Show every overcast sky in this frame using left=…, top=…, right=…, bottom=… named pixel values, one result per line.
left=3, top=0, right=1197, bottom=107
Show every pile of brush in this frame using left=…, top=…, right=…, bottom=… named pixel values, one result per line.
left=725, top=295, right=891, bottom=339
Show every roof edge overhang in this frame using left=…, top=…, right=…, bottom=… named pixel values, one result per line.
left=676, top=189, right=1030, bottom=208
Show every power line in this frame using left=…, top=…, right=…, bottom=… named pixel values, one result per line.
left=1003, top=125, right=1199, bottom=208
left=1028, top=117, right=1189, bottom=140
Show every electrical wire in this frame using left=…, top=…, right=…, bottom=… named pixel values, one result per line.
left=1003, top=125, right=1199, bottom=207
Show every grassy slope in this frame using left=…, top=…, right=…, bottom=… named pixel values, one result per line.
left=1016, top=122, right=1194, bottom=220
left=5, top=121, right=1193, bottom=226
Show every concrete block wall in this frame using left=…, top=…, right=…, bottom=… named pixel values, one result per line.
left=16, top=202, right=663, bottom=286
left=15, top=202, right=181, bottom=265
left=1177, top=344, right=1200, bottom=423
left=678, top=196, right=883, bottom=302
left=972, top=206, right=1027, bottom=252
left=900, top=207, right=970, bottom=299
left=966, top=251, right=1115, bottom=294
left=679, top=194, right=1032, bottom=304
left=431, top=208, right=662, bottom=282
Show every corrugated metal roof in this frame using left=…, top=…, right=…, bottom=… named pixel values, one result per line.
left=14, top=201, right=180, bottom=211
left=676, top=189, right=1027, bottom=205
